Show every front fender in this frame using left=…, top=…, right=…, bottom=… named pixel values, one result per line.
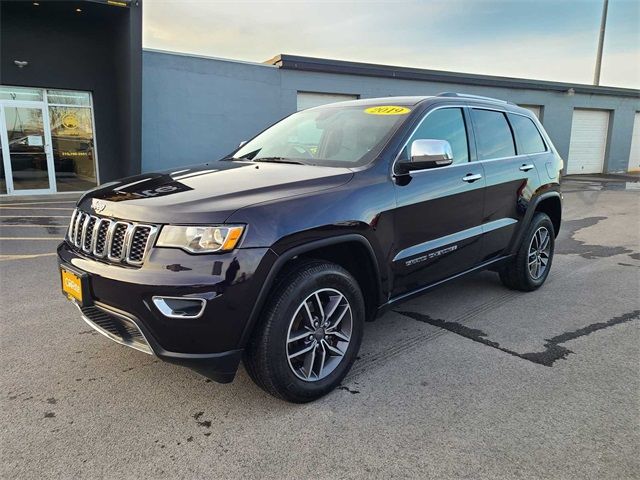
left=238, top=232, right=384, bottom=346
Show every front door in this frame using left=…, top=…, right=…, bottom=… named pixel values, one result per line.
left=391, top=106, right=486, bottom=298
left=0, top=103, right=56, bottom=195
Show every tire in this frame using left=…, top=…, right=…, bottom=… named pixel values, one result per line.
left=499, top=212, right=555, bottom=291
left=244, top=260, right=365, bottom=403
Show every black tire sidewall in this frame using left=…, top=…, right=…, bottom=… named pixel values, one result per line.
left=520, top=213, right=555, bottom=289
left=259, top=262, right=364, bottom=402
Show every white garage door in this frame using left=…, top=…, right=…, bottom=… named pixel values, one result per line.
left=628, top=112, right=640, bottom=172
left=297, top=92, right=358, bottom=111
left=567, top=109, right=610, bottom=174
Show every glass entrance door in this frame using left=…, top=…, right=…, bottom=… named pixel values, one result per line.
left=0, top=103, right=56, bottom=194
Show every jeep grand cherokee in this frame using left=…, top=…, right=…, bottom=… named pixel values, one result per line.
left=58, top=93, right=562, bottom=402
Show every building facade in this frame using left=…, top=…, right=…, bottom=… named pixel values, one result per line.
left=143, top=51, right=640, bottom=176
left=0, top=0, right=141, bottom=196
left=1, top=1, right=638, bottom=197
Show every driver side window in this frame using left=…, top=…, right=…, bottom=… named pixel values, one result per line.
left=404, top=108, right=469, bottom=164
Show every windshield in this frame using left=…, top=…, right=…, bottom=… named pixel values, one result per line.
left=232, top=104, right=412, bottom=167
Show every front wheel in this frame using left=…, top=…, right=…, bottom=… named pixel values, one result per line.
left=244, top=260, right=364, bottom=403
left=499, top=212, right=555, bottom=291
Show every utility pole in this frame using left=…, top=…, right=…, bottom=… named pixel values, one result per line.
left=593, top=0, right=609, bottom=86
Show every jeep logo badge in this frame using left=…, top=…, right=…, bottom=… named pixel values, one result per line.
left=94, top=200, right=106, bottom=213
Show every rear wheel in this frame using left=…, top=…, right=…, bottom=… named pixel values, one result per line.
left=499, top=212, right=555, bottom=291
left=244, top=260, right=364, bottom=403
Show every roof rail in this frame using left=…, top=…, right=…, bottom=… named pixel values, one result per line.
left=437, top=92, right=510, bottom=104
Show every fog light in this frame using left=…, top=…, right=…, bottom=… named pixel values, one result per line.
left=152, top=296, right=206, bottom=319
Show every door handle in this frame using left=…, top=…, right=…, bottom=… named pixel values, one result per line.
left=519, top=164, right=534, bottom=172
left=462, top=173, right=482, bottom=183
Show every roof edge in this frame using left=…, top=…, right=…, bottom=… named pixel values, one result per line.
left=266, top=54, right=640, bottom=98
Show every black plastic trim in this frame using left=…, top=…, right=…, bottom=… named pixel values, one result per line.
left=239, top=234, right=382, bottom=346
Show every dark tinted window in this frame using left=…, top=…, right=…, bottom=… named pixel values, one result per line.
left=508, top=114, right=546, bottom=154
left=405, top=108, right=469, bottom=164
left=471, top=109, right=516, bottom=160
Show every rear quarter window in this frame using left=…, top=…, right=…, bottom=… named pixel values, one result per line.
left=508, top=113, right=547, bottom=154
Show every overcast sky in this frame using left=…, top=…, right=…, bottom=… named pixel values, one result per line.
left=143, top=0, right=640, bottom=88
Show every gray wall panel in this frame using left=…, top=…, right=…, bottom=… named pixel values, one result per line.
left=142, top=50, right=640, bottom=174
left=142, top=51, right=283, bottom=171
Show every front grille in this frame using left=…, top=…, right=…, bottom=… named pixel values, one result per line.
left=68, top=209, right=158, bottom=266
left=82, top=216, right=97, bottom=251
left=109, top=223, right=128, bottom=259
left=80, top=304, right=153, bottom=354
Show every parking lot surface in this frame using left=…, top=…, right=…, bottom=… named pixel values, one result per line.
left=1, top=178, right=639, bottom=479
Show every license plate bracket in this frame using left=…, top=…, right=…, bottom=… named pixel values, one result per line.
left=60, top=264, right=92, bottom=307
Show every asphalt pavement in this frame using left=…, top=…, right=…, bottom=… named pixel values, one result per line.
left=1, top=178, right=639, bottom=479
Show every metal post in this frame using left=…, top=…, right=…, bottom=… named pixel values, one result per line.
left=593, top=0, right=609, bottom=86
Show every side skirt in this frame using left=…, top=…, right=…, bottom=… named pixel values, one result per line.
left=377, top=255, right=512, bottom=315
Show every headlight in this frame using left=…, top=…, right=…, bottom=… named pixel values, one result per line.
left=156, top=225, right=244, bottom=253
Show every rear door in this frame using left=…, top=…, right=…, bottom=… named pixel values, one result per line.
left=391, top=106, right=485, bottom=297
left=470, top=108, right=541, bottom=261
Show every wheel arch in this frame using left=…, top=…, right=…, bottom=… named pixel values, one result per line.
left=507, top=190, right=562, bottom=255
left=239, top=234, right=383, bottom=346
left=533, top=194, right=562, bottom=237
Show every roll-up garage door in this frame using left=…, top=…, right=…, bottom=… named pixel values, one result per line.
left=628, top=112, right=640, bottom=172
left=567, top=109, right=610, bottom=174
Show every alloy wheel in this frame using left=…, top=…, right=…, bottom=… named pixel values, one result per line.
left=528, top=226, right=551, bottom=280
left=286, top=288, right=353, bottom=382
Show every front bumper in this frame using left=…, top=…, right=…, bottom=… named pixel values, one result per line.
left=58, top=241, right=276, bottom=383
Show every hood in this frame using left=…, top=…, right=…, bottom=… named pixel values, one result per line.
left=78, top=161, right=354, bottom=224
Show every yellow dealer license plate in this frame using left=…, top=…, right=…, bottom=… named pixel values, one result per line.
left=61, top=267, right=83, bottom=303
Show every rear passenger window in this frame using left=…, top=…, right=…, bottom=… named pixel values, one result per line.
left=508, top=114, right=546, bottom=154
left=471, top=109, right=516, bottom=160
left=404, top=108, right=469, bottom=164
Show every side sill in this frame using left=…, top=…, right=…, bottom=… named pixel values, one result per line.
left=380, top=255, right=512, bottom=312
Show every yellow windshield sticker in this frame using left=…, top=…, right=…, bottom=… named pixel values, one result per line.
left=364, top=106, right=411, bottom=115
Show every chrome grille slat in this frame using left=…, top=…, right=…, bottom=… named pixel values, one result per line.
left=74, top=211, right=86, bottom=247
left=82, top=216, right=97, bottom=252
left=66, top=209, right=157, bottom=267
left=68, top=209, right=78, bottom=240
left=108, top=222, right=129, bottom=261
left=94, top=219, right=111, bottom=257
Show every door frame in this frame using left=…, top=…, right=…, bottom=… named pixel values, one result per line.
left=0, top=99, right=57, bottom=195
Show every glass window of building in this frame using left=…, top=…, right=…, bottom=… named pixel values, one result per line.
left=48, top=104, right=97, bottom=191
left=0, top=86, right=98, bottom=195
left=0, top=86, right=44, bottom=102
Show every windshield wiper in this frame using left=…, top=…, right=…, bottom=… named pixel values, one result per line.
left=252, top=157, right=305, bottom=165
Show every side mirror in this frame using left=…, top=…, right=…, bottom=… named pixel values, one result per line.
left=238, top=140, right=247, bottom=148
left=398, top=139, right=453, bottom=173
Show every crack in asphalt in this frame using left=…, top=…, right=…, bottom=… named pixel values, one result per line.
left=397, top=310, right=640, bottom=367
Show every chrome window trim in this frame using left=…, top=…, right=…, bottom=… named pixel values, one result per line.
left=392, top=104, right=551, bottom=177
